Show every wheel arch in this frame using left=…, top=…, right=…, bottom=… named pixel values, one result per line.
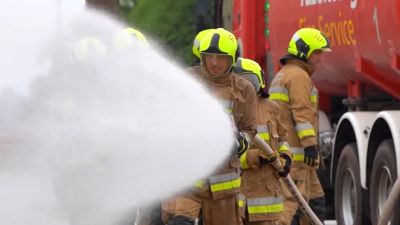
left=367, top=111, right=400, bottom=188
left=331, top=112, right=377, bottom=188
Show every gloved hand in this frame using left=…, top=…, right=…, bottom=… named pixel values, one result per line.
left=277, top=153, right=292, bottom=177
left=304, top=145, right=319, bottom=167
left=235, top=132, right=250, bottom=157
left=259, top=152, right=278, bottom=165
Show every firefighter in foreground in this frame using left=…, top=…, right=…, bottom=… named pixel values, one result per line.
left=234, top=58, right=292, bottom=225
left=268, top=28, right=331, bottom=225
left=162, top=28, right=257, bottom=225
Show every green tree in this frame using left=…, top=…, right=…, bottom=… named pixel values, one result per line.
left=124, top=0, right=197, bottom=65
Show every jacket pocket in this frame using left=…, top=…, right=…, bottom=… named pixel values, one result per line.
left=268, top=120, right=279, bottom=151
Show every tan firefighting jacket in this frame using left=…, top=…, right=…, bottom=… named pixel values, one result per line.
left=240, top=97, right=291, bottom=221
left=269, top=58, right=318, bottom=168
left=188, top=66, right=257, bottom=200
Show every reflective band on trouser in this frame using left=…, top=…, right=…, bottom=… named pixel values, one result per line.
left=221, top=99, right=234, bottom=114
left=295, top=122, right=316, bottom=139
left=247, top=197, right=283, bottom=214
left=310, top=87, right=318, bottom=103
left=240, top=151, right=249, bottom=169
left=257, top=125, right=270, bottom=141
left=269, top=86, right=289, bottom=102
left=237, top=193, right=246, bottom=208
left=278, top=141, right=290, bottom=152
left=292, top=147, right=304, bottom=162
left=209, top=172, right=241, bottom=193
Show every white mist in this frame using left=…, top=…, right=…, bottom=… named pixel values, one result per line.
left=0, top=1, right=234, bottom=225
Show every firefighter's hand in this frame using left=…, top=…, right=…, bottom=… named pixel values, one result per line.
left=304, top=145, right=318, bottom=167
left=259, top=152, right=278, bottom=165
left=278, top=153, right=292, bottom=177
left=235, top=132, right=250, bottom=157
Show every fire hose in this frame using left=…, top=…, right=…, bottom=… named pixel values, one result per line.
left=253, top=135, right=323, bottom=225
left=377, top=177, right=400, bottom=225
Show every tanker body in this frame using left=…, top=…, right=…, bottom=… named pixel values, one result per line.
left=211, top=0, right=400, bottom=224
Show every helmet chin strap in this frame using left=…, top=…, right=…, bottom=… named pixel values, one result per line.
left=224, top=65, right=233, bottom=75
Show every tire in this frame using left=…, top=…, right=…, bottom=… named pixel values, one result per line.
left=370, top=139, right=400, bottom=225
left=334, top=143, right=366, bottom=225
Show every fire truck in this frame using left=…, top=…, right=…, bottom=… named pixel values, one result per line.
left=198, top=0, right=400, bottom=224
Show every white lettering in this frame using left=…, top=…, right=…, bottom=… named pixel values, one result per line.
left=301, top=0, right=354, bottom=8
left=350, top=0, right=357, bottom=9
left=305, top=0, right=317, bottom=6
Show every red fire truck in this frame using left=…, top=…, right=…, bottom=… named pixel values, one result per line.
left=203, top=0, right=400, bottom=224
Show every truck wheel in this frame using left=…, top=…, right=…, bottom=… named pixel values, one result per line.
left=334, top=143, right=365, bottom=225
left=369, top=139, right=399, bottom=225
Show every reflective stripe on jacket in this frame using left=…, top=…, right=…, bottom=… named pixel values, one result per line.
left=247, top=196, right=283, bottom=214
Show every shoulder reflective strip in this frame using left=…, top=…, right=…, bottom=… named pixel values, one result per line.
left=210, top=178, right=241, bottom=192
left=292, top=147, right=304, bottom=162
left=268, top=87, right=289, bottom=102
left=278, top=142, right=290, bottom=152
left=310, top=87, right=318, bottom=103
left=221, top=100, right=234, bottom=114
left=240, top=151, right=249, bottom=169
left=257, top=125, right=270, bottom=141
left=237, top=193, right=246, bottom=208
left=295, top=122, right=316, bottom=139
left=247, top=196, right=284, bottom=214
left=209, top=172, right=240, bottom=184
left=193, top=180, right=204, bottom=188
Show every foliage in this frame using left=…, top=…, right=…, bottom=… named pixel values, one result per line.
left=124, top=0, right=197, bottom=65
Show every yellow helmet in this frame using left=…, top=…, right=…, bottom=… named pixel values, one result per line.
left=234, top=58, right=266, bottom=93
left=192, top=29, right=214, bottom=59
left=113, top=27, right=148, bottom=50
left=288, top=28, right=331, bottom=61
left=72, top=37, right=107, bottom=61
left=199, top=28, right=238, bottom=65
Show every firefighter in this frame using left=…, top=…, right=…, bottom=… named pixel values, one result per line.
left=162, top=28, right=257, bottom=225
left=72, top=36, right=107, bottom=62
left=268, top=28, right=331, bottom=225
left=234, top=58, right=292, bottom=225
left=113, top=27, right=148, bottom=50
